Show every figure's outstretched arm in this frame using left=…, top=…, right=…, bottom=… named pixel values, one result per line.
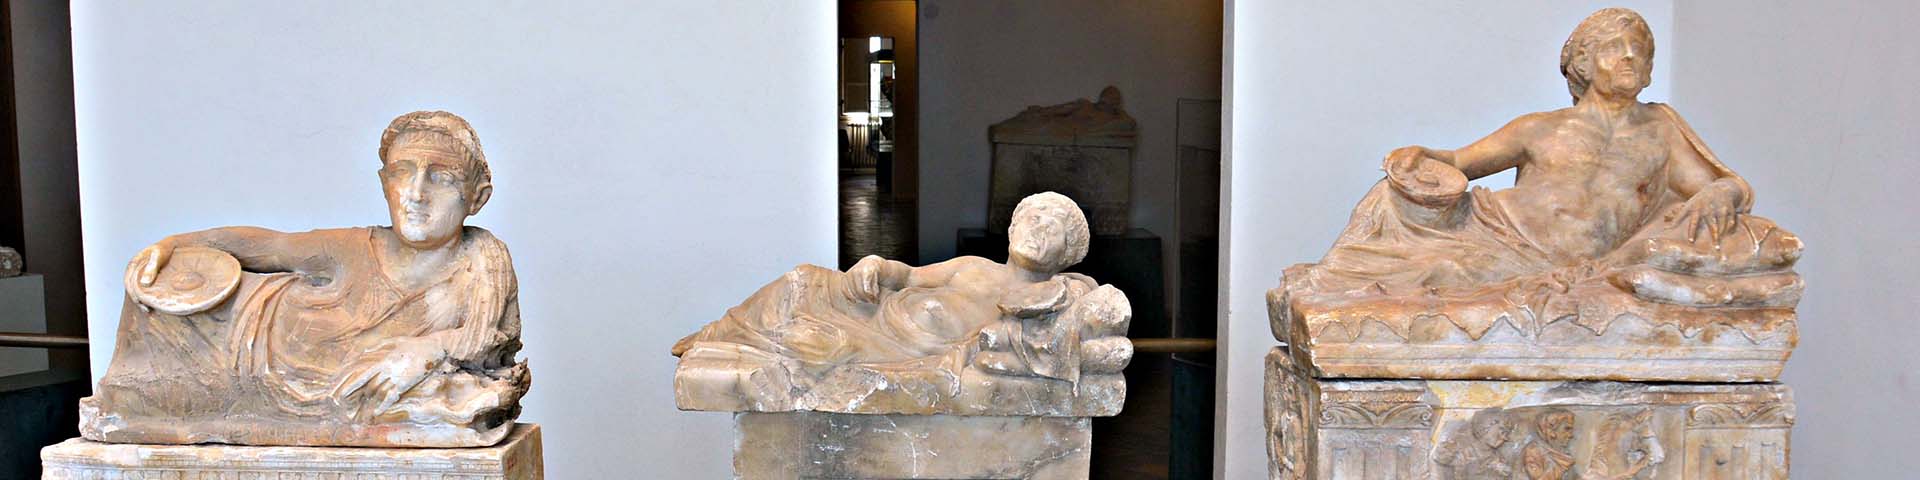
left=135, top=227, right=339, bottom=285
left=1432, top=112, right=1546, bottom=180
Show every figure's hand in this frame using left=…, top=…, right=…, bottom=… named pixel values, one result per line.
left=974, top=284, right=1132, bottom=380
left=131, top=238, right=176, bottom=287
left=1382, top=146, right=1431, bottom=179
left=1383, top=146, right=1469, bottom=210
left=1667, top=181, right=1743, bottom=243
left=333, top=340, right=450, bottom=413
left=847, top=255, right=891, bottom=303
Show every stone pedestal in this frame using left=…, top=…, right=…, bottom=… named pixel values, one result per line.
left=735, top=412, right=1090, bottom=480
left=1, top=274, right=49, bottom=378
left=40, top=423, right=543, bottom=479
left=1265, top=348, right=1792, bottom=479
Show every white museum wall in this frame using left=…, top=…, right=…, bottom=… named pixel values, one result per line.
left=918, top=0, right=1223, bottom=312
left=70, top=2, right=835, bottom=478
left=1671, top=1, right=1920, bottom=476
left=1219, top=2, right=1673, bottom=478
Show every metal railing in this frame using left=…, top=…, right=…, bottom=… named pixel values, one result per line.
left=0, top=332, right=88, bottom=349
left=1130, top=337, right=1216, bottom=354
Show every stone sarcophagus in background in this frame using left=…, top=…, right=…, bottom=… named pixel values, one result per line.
left=988, top=86, right=1137, bottom=236
left=674, top=193, right=1134, bottom=480
left=1265, top=9, right=1800, bottom=479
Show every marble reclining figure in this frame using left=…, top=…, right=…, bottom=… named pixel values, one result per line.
left=1273, top=8, right=1804, bottom=382
left=673, top=192, right=1134, bottom=416
left=80, top=111, right=529, bottom=448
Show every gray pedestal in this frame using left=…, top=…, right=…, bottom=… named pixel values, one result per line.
left=41, top=423, right=544, bottom=479
left=736, top=412, right=1092, bottom=479
left=0, top=274, right=49, bottom=377
left=1265, top=348, right=1792, bottom=479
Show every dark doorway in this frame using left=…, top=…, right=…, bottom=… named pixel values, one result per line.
left=0, top=0, right=93, bottom=478
left=838, top=0, right=919, bottom=269
left=916, top=1, right=1224, bottom=478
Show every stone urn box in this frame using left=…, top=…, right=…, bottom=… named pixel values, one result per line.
left=1264, top=9, right=1800, bottom=479
left=987, top=86, right=1137, bottom=236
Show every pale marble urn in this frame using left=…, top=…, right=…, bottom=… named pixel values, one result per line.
left=1266, top=9, right=1800, bottom=479
left=44, top=111, right=541, bottom=479
left=674, top=192, right=1134, bottom=479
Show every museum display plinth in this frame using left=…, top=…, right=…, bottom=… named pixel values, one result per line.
left=41, top=423, right=544, bottom=479
left=735, top=412, right=1090, bottom=479
left=1265, top=349, right=1790, bottom=479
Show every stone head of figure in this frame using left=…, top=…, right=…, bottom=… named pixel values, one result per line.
left=1096, top=86, right=1124, bottom=113
left=1007, top=192, right=1091, bottom=275
left=1561, top=8, right=1655, bottom=104
left=1536, top=409, right=1576, bottom=448
left=377, top=111, right=492, bottom=250
left=1471, top=410, right=1515, bottom=448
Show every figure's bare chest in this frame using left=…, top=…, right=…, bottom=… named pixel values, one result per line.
left=1528, top=118, right=1669, bottom=186
left=948, top=264, right=1016, bottom=296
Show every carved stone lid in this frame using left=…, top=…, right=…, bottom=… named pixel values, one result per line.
left=989, top=86, right=1138, bottom=147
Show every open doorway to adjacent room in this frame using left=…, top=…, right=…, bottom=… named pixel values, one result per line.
left=839, top=1, right=1224, bottom=478
left=0, top=0, right=92, bottom=477
left=838, top=0, right=919, bottom=269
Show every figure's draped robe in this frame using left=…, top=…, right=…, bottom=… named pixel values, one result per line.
left=676, top=261, right=1097, bottom=367
left=671, top=261, right=1126, bottom=415
left=82, top=227, right=527, bottom=447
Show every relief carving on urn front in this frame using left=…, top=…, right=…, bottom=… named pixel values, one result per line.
left=1265, top=349, right=1793, bottom=480
left=1270, top=8, right=1804, bottom=383
left=1431, top=407, right=1665, bottom=480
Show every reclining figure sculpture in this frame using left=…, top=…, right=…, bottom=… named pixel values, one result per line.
left=81, top=111, right=528, bottom=447
left=1274, top=8, right=1803, bottom=382
left=673, top=192, right=1133, bottom=416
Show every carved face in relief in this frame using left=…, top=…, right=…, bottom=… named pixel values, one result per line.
left=1007, top=192, right=1090, bottom=274
left=1473, top=412, right=1515, bottom=448
left=1538, top=409, right=1576, bottom=448
left=380, top=134, right=482, bottom=249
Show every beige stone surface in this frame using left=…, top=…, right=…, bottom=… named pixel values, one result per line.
left=674, top=192, right=1133, bottom=417
left=988, top=86, right=1136, bottom=148
left=41, top=423, right=543, bottom=479
left=1266, top=348, right=1791, bottom=479
left=82, top=111, right=529, bottom=447
left=1272, top=8, right=1802, bottom=383
left=735, top=413, right=1089, bottom=480
left=988, top=87, right=1137, bottom=235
